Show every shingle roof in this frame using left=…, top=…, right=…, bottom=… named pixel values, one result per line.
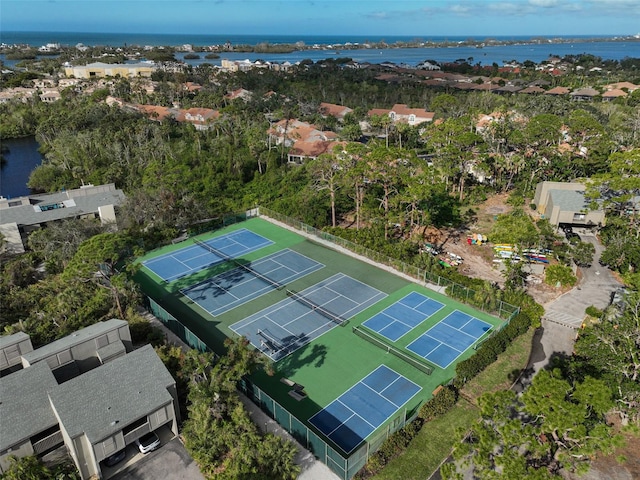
left=545, top=86, right=570, bottom=95
left=0, top=331, right=30, bottom=350
left=570, top=87, right=600, bottom=97
left=520, top=86, right=546, bottom=94
left=319, top=102, right=353, bottom=119
left=22, top=319, right=128, bottom=365
left=48, top=345, right=175, bottom=443
left=0, top=362, right=59, bottom=451
left=548, top=189, right=592, bottom=212
left=602, top=89, right=627, bottom=98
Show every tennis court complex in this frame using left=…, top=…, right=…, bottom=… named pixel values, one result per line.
left=230, top=273, right=386, bottom=361
left=309, top=365, right=421, bottom=453
left=142, top=228, right=272, bottom=282
left=135, top=216, right=506, bottom=476
left=407, top=311, right=492, bottom=368
left=182, top=249, right=323, bottom=316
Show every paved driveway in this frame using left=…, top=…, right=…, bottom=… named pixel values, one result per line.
left=543, top=233, right=621, bottom=328
left=513, top=233, right=623, bottom=392
left=111, top=437, right=204, bottom=480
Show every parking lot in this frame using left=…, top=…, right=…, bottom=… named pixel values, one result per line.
left=102, top=426, right=204, bottom=480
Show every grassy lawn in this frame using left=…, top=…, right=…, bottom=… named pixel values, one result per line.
left=373, top=401, right=479, bottom=480
left=372, top=327, right=535, bottom=480
left=460, top=327, right=535, bottom=405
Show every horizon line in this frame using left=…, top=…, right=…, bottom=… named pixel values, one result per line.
left=3, top=30, right=637, bottom=38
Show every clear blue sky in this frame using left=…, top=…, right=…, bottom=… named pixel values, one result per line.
left=2, top=0, right=639, bottom=37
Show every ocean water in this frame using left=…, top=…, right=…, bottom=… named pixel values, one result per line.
left=4, top=31, right=626, bottom=47
left=2, top=31, right=639, bottom=66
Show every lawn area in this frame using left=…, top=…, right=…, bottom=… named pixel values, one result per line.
left=372, top=327, right=535, bottom=480
left=460, top=327, right=535, bottom=404
left=372, top=401, right=479, bottom=480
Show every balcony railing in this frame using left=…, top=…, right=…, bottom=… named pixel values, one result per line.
left=33, top=431, right=63, bottom=455
left=123, top=423, right=150, bottom=445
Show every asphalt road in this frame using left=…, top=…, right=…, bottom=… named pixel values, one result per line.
left=514, top=232, right=622, bottom=392
left=543, top=233, right=621, bottom=328
left=111, top=437, right=204, bottom=480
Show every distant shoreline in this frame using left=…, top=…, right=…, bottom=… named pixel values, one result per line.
left=2, top=31, right=639, bottom=50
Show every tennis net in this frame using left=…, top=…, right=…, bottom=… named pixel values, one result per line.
left=193, top=238, right=281, bottom=290
left=257, top=329, right=284, bottom=352
left=352, top=325, right=433, bottom=375
left=286, top=289, right=346, bottom=326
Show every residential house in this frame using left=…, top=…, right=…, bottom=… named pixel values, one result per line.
left=57, top=78, right=84, bottom=89
left=570, top=87, right=600, bottom=101
left=267, top=119, right=340, bottom=164
left=367, top=104, right=434, bottom=126
left=604, top=81, right=638, bottom=92
left=178, top=108, right=220, bottom=131
left=494, top=84, right=522, bottom=94
left=267, top=119, right=337, bottom=147
left=287, top=140, right=346, bottom=165
left=601, top=89, right=628, bottom=101
left=182, top=82, right=202, bottom=93
left=0, top=87, right=34, bottom=103
left=39, top=90, right=61, bottom=103
left=319, top=102, right=353, bottom=121
left=544, top=86, right=571, bottom=96
left=519, top=86, right=546, bottom=94
left=135, top=104, right=174, bottom=122
left=225, top=88, right=253, bottom=101
left=0, top=184, right=125, bottom=255
left=0, top=323, right=179, bottom=480
left=533, top=181, right=605, bottom=229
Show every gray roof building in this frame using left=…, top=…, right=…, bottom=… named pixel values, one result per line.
left=0, top=183, right=125, bottom=254
left=48, top=345, right=175, bottom=443
left=533, top=181, right=605, bottom=228
left=0, top=326, right=179, bottom=479
left=0, top=332, right=33, bottom=375
left=0, top=361, right=59, bottom=453
left=21, top=319, right=130, bottom=367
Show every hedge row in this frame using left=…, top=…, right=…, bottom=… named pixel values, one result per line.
left=454, top=312, right=532, bottom=386
left=355, top=387, right=458, bottom=479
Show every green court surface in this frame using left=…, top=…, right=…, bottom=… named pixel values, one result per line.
left=134, top=217, right=504, bottom=454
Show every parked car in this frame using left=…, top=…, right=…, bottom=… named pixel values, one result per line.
left=135, top=431, right=161, bottom=454
left=103, top=449, right=126, bottom=467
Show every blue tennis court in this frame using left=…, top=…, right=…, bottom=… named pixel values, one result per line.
left=362, top=292, right=444, bottom=341
left=309, top=365, right=421, bottom=453
left=181, top=249, right=323, bottom=316
left=142, top=229, right=272, bottom=282
left=406, top=310, right=492, bottom=369
left=230, top=273, right=387, bottom=361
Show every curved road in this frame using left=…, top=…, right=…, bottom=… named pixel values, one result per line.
left=514, top=232, right=622, bottom=391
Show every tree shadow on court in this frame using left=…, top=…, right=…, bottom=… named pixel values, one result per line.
left=181, top=268, right=248, bottom=301
left=275, top=342, right=328, bottom=379
left=169, top=257, right=253, bottom=293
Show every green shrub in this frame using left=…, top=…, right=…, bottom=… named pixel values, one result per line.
left=502, top=312, right=532, bottom=338
left=355, top=420, right=424, bottom=478
left=585, top=305, right=603, bottom=318
left=419, top=385, right=458, bottom=420
left=128, top=317, right=165, bottom=346
left=455, top=311, right=533, bottom=386
left=545, top=264, right=577, bottom=287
